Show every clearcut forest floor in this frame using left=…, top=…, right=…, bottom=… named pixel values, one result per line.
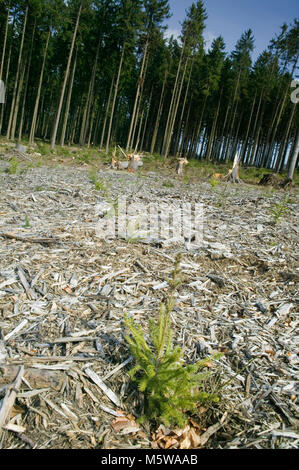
left=0, top=143, right=298, bottom=449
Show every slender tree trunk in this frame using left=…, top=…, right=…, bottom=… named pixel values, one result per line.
left=60, top=47, right=77, bottom=146
left=288, top=130, right=299, bottom=180
left=99, top=75, right=114, bottom=149
left=150, top=70, right=167, bottom=154
left=82, top=40, right=101, bottom=145
left=51, top=2, right=82, bottom=150
left=106, top=45, right=125, bottom=153
left=87, top=96, right=98, bottom=147
left=162, top=37, right=186, bottom=155
left=199, top=126, right=208, bottom=158
left=18, top=19, right=36, bottom=141
left=29, top=28, right=51, bottom=144
left=79, top=48, right=99, bottom=146
left=0, top=5, right=10, bottom=131
left=93, top=104, right=103, bottom=145
left=10, top=60, right=26, bottom=140
left=139, top=87, right=153, bottom=151
left=192, top=94, right=208, bottom=158
left=134, top=109, right=144, bottom=152
left=131, top=56, right=149, bottom=151
left=246, top=90, right=263, bottom=165
left=265, top=86, right=289, bottom=167
left=69, top=105, right=80, bottom=144
left=224, top=100, right=239, bottom=162
left=206, top=90, right=222, bottom=161
left=251, top=125, right=262, bottom=167
left=240, top=92, right=256, bottom=163
left=180, top=98, right=192, bottom=156
left=131, top=90, right=143, bottom=150
left=174, top=58, right=194, bottom=156
left=231, top=110, right=243, bottom=158
left=275, top=103, right=297, bottom=173
left=164, top=57, right=189, bottom=158
left=223, top=70, right=241, bottom=162
left=0, top=2, right=10, bottom=81
left=0, top=15, right=14, bottom=134
left=126, top=39, right=149, bottom=151
left=6, top=5, right=28, bottom=139
left=39, top=92, right=46, bottom=136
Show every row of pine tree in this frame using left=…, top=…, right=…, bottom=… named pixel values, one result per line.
left=0, top=1, right=298, bottom=177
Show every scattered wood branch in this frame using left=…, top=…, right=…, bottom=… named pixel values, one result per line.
left=0, top=232, right=59, bottom=245
left=0, top=365, right=24, bottom=436
left=84, top=367, right=121, bottom=407
left=17, top=266, right=37, bottom=300
left=199, top=412, right=228, bottom=446
left=0, top=364, right=63, bottom=391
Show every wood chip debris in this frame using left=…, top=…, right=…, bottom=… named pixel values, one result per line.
left=0, top=161, right=298, bottom=449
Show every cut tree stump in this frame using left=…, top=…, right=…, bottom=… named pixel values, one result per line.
left=223, top=152, right=241, bottom=183
left=15, top=143, right=27, bottom=154
left=176, top=157, right=189, bottom=177
left=259, top=174, right=294, bottom=189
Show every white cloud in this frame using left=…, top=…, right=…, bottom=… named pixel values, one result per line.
left=204, top=31, right=217, bottom=52
left=164, top=28, right=181, bottom=42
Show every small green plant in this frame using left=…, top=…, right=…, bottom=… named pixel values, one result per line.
left=59, top=147, right=72, bottom=158
left=89, top=168, right=97, bottom=183
left=124, top=254, right=220, bottom=427
left=94, top=179, right=106, bottom=191
left=215, top=184, right=229, bottom=208
left=209, top=177, right=220, bottom=190
left=37, top=143, right=50, bottom=156
left=76, top=152, right=92, bottom=164
left=89, top=169, right=107, bottom=192
left=162, top=180, right=174, bottom=188
left=183, top=174, right=190, bottom=185
left=6, top=157, right=19, bottom=174
left=24, top=216, right=30, bottom=228
left=270, top=197, right=290, bottom=225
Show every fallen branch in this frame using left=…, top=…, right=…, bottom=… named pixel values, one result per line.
left=0, top=364, right=63, bottom=391
left=84, top=367, right=121, bottom=407
left=0, top=365, right=24, bottom=435
left=199, top=412, right=228, bottom=446
left=0, top=232, right=59, bottom=245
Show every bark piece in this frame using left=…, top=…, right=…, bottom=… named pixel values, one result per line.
left=0, top=364, right=63, bottom=391
left=0, top=365, right=24, bottom=435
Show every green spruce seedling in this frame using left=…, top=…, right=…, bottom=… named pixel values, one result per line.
left=89, top=168, right=107, bottom=193
left=209, top=177, right=220, bottom=191
left=6, top=157, right=19, bottom=175
left=124, top=254, right=220, bottom=428
left=270, top=196, right=290, bottom=225
left=24, top=216, right=30, bottom=228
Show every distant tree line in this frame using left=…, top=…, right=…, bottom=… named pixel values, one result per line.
left=0, top=1, right=298, bottom=177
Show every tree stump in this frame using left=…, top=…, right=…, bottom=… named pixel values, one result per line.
left=176, top=157, right=188, bottom=177
left=15, top=143, right=27, bottom=154
left=223, top=153, right=241, bottom=183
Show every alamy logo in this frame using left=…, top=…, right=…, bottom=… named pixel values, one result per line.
left=0, top=80, right=5, bottom=103
left=94, top=197, right=204, bottom=246
left=291, top=79, right=299, bottom=104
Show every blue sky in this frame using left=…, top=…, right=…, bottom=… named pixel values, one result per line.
left=165, top=0, right=298, bottom=61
